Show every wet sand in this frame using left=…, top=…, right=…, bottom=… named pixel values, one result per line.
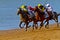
left=0, top=24, right=60, bottom=40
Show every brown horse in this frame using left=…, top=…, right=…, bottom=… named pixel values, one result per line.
left=31, top=6, right=46, bottom=29
left=17, top=8, right=38, bottom=31
left=17, top=8, right=29, bottom=31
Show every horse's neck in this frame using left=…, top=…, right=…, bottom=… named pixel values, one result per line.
left=20, top=14, right=23, bottom=18
left=35, top=10, right=41, bottom=18
left=36, top=9, right=42, bottom=16
left=20, top=11, right=28, bottom=19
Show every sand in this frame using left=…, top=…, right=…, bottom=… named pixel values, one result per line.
left=0, top=24, right=60, bottom=40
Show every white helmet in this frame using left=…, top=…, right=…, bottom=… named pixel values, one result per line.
left=46, top=3, right=50, bottom=7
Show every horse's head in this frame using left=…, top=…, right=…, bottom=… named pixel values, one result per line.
left=17, top=8, right=22, bottom=15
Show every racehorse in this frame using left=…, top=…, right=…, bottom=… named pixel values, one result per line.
left=17, top=8, right=29, bottom=31
left=45, top=12, right=60, bottom=28
left=17, top=8, right=38, bottom=31
left=30, top=6, right=46, bottom=29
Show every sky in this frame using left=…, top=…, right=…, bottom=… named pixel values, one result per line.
left=0, top=0, right=60, bottom=30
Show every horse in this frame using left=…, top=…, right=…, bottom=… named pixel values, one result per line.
left=17, top=8, right=30, bottom=31
left=57, top=13, right=60, bottom=16
left=17, top=8, right=38, bottom=31
left=45, top=11, right=60, bottom=28
left=30, top=6, right=46, bottom=29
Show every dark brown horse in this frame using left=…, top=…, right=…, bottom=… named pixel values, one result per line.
left=44, top=12, right=60, bottom=28
left=17, top=8, right=29, bottom=31
left=30, top=6, right=46, bottom=29
left=17, top=8, right=38, bottom=31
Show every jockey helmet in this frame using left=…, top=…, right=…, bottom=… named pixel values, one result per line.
left=38, top=4, right=42, bottom=7
left=21, top=5, right=27, bottom=9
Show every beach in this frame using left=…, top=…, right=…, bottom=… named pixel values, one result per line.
left=0, top=24, right=60, bottom=40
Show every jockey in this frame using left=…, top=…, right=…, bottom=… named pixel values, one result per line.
left=38, top=4, right=50, bottom=18
left=28, top=6, right=35, bottom=18
left=20, top=5, right=28, bottom=12
left=38, top=4, right=45, bottom=12
left=28, top=6, right=34, bottom=11
left=20, top=5, right=30, bottom=16
left=45, top=3, right=53, bottom=18
left=37, top=4, right=46, bottom=17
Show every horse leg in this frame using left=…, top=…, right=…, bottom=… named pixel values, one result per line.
left=28, top=22, right=31, bottom=28
left=25, top=22, right=28, bottom=31
left=45, top=21, right=49, bottom=29
left=32, top=22, right=37, bottom=30
left=56, top=17, right=59, bottom=27
left=23, top=23, right=25, bottom=27
left=56, top=20, right=59, bottom=27
left=53, top=12, right=59, bottom=27
left=32, top=21, right=36, bottom=30
left=35, top=22, right=38, bottom=29
left=32, top=22, right=34, bottom=30
left=57, top=22, right=59, bottom=27
left=39, top=22, right=43, bottom=29
left=33, top=21, right=38, bottom=30
left=19, top=21, right=23, bottom=28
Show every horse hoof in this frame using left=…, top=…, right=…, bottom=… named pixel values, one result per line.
left=39, top=27, right=42, bottom=30
left=35, top=27, right=38, bottom=29
left=45, top=27, right=49, bottom=29
left=33, top=28, right=34, bottom=30
left=39, top=26, right=43, bottom=29
left=25, top=30, right=27, bottom=31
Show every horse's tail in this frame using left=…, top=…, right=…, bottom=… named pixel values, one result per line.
left=57, top=13, right=60, bottom=16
